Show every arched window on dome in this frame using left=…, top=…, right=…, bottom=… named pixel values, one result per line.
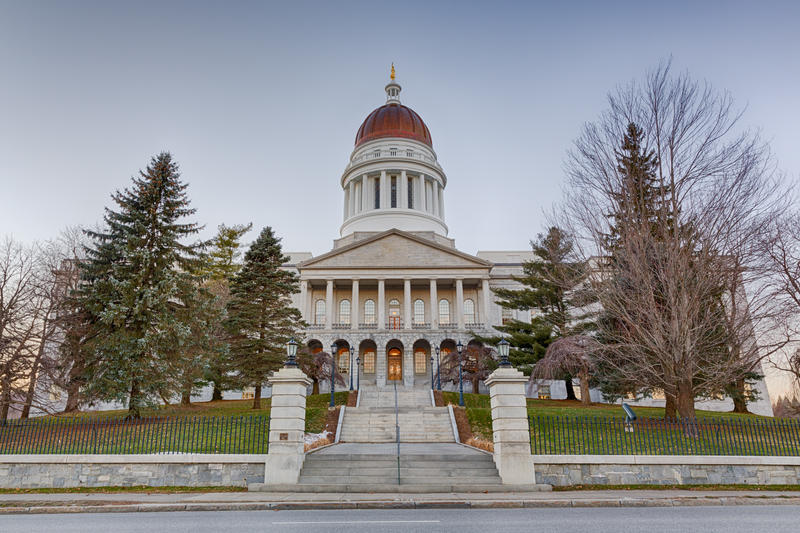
left=464, top=299, right=475, bottom=324
left=413, top=299, right=425, bottom=325
left=439, top=299, right=451, bottom=325
left=315, top=300, right=326, bottom=325
left=339, top=299, right=351, bottom=325
left=364, top=299, right=376, bottom=325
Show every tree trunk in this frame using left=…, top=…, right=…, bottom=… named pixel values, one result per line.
left=564, top=377, right=577, bottom=401
left=312, top=378, right=320, bottom=395
left=63, top=356, right=85, bottom=413
left=731, top=378, right=750, bottom=413
left=128, top=380, right=142, bottom=419
left=252, top=384, right=262, bottom=409
left=676, top=379, right=696, bottom=419
left=20, top=358, right=41, bottom=419
left=472, top=377, right=480, bottom=394
left=0, top=383, right=10, bottom=423
left=664, top=393, right=677, bottom=420
left=180, top=387, right=191, bottom=406
left=211, top=384, right=223, bottom=402
left=578, top=369, right=591, bottom=406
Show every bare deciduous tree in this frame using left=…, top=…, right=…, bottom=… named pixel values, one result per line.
left=564, top=61, right=789, bottom=419
left=533, top=335, right=598, bottom=406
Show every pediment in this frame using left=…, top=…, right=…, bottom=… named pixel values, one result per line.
left=298, top=230, right=492, bottom=270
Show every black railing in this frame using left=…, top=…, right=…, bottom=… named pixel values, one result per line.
left=0, top=415, right=269, bottom=455
left=528, top=415, right=800, bottom=456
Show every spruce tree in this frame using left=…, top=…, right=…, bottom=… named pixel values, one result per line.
left=202, top=223, right=252, bottom=400
left=78, top=152, right=206, bottom=418
left=485, top=227, right=594, bottom=394
left=225, top=227, right=302, bottom=409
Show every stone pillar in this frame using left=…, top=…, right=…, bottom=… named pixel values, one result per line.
left=429, top=279, right=438, bottom=329
left=417, top=174, right=426, bottom=212
left=343, top=188, right=349, bottom=219
left=377, top=344, right=387, bottom=387
left=348, top=180, right=356, bottom=217
left=325, top=280, right=334, bottom=328
left=380, top=170, right=388, bottom=209
left=361, top=174, right=369, bottom=211
left=434, top=182, right=441, bottom=217
left=377, top=279, right=386, bottom=330
left=299, top=279, right=308, bottom=323
left=456, top=278, right=465, bottom=330
left=351, top=280, right=360, bottom=328
left=400, top=170, right=408, bottom=209
left=481, top=278, right=491, bottom=326
left=439, top=186, right=445, bottom=220
left=484, top=367, right=536, bottom=485
left=403, top=279, right=412, bottom=330
left=263, top=366, right=313, bottom=485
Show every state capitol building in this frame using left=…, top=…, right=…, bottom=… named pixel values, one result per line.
left=283, top=69, right=528, bottom=391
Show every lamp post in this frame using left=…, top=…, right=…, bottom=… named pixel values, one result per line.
left=330, top=342, right=337, bottom=408
left=430, top=353, right=435, bottom=390
left=497, top=338, right=511, bottom=367
left=285, top=338, right=298, bottom=367
left=349, top=346, right=355, bottom=391
left=457, top=340, right=464, bottom=407
left=435, top=346, right=441, bottom=391
left=356, top=354, right=361, bottom=391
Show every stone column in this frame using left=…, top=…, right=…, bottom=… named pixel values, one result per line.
left=403, top=279, right=412, bottom=330
left=263, top=366, right=313, bottom=485
left=429, top=279, right=438, bottom=329
left=325, top=280, right=334, bottom=328
left=439, top=186, right=445, bottom=219
left=417, top=174, right=426, bottom=212
left=376, top=344, right=387, bottom=387
left=481, top=278, right=491, bottom=326
left=348, top=180, right=356, bottom=217
left=299, top=279, right=308, bottom=323
left=456, top=278, right=465, bottom=330
left=380, top=170, right=388, bottom=209
left=305, top=280, right=313, bottom=324
left=432, top=181, right=440, bottom=217
left=377, top=279, right=386, bottom=330
left=351, top=280, right=360, bottom=328
left=361, top=174, right=369, bottom=211
left=343, top=189, right=349, bottom=219
left=400, top=170, right=408, bottom=209
left=484, top=367, right=536, bottom=485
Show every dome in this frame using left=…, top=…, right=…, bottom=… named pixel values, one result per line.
left=354, top=103, right=433, bottom=148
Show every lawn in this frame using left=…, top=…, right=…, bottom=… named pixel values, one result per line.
left=0, top=392, right=348, bottom=455
left=442, top=392, right=798, bottom=456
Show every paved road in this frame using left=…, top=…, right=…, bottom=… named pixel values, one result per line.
left=1, top=506, right=799, bottom=533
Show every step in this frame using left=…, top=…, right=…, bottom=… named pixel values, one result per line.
left=249, top=483, right=552, bottom=493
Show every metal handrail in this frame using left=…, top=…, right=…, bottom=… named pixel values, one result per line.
left=394, top=381, right=400, bottom=485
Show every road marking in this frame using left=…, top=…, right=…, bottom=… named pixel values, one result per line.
left=272, top=520, right=441, bottom=524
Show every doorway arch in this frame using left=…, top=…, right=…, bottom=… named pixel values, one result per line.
left=386, top=339, right=404, bottom=382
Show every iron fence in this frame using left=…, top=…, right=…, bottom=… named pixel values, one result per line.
left=529, top=415, right=800, bottom=456
left=0, top=415, right=269, bottom=455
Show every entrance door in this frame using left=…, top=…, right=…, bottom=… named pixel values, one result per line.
left=387, top=348, right=402, bottom=381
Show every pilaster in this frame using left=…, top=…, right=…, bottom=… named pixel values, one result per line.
left=403, top=279, right=412, bottom=330
left=377, top=279, right=386, bottom=330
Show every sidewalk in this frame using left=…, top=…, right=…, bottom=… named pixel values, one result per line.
left=1, top=489, right=800, bottom=514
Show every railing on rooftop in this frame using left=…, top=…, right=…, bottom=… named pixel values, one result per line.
left=528, top=414, right=800, bottom=456
left=346, top=149, right=441, bottom=172
left=0, top=415, right=269, bottom=455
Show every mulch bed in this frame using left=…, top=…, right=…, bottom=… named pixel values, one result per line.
left=433, top=390, right=444, bottom=407
left=346, top=391, right=358, bottom=407
left=324, top=406, right=340, bottom=436
left=452, top=406, right=473, bottom=442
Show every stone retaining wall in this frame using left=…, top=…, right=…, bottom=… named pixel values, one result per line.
left=0, top=455, right=266, bottom=488
left=533, top=455, right=800, bottom=486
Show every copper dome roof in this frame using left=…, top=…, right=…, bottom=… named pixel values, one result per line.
left=354, top=103, right=433, bottom=148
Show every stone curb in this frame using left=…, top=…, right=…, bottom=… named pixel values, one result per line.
left=2, top=496, right=800, bottom=514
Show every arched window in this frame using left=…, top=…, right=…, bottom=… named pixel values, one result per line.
left=388, top=299, right=401, bottom=329
left=501, top=307, right=513, bottom=325
left=339, top=299, right=351, bottom=324
left=413, top=299, right=425, bottom=324
left=363, top=351, right=376, bottom=373
left=464, top=299, right=475, bottom=324
left=364, top=299, right=376, bottom=324
left=315, top=300, right=326, bottom=325
left=439, top=299, right=450, bottom=324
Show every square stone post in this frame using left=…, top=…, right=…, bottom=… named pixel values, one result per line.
left=263, top=366, right=313, bottom=485
left=484, top=367, right=536, bottom=485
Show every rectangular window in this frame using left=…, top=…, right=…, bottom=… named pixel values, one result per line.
left=414, top=351, right=427, bottom=374
left=363, top=351, right=376, bottom=374
left=407, top=179, right=414, bottom=209
left=391, top=176, right=397, bottom=208
left=338, top=351, right=350, bottom=373
left=374, top=179, right=380, bottom=209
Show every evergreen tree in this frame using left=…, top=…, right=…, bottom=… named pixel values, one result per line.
left=486, top=227, right=594, bottom=395
left=78, top=153, right=206, bottom=418
left=202, top=223, right=252, bottom=400
left=225, top=227, right=302, bottom=409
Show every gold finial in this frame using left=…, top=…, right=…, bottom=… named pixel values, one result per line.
left=390, top=63, right=395, bottom=81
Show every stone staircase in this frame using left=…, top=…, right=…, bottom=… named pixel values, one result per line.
left=338, top=388, right=455, bottom=443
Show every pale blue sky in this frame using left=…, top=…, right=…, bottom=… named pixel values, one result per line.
left=1, top=0, right=798, bottom=257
